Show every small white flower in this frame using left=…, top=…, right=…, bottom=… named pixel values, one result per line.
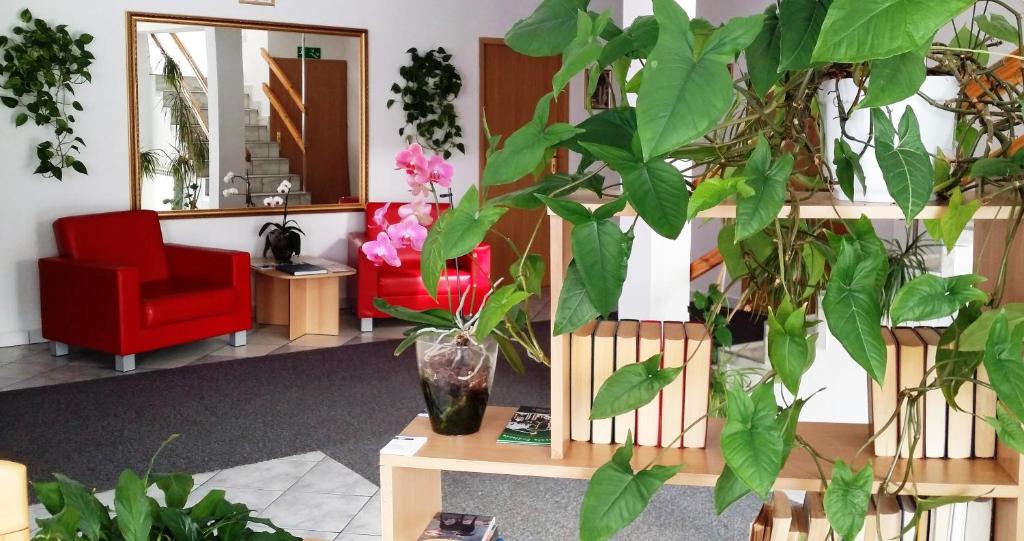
left=222, top=187, right=239, bottom=196
left=223, top=171, right=235, bottom=184
left=263, top=196, right=275, bottom=207
left=276, top=179, right=292, bottom=194
left=273, top=196, right=285, bottom=206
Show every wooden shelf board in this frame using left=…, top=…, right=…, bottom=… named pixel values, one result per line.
left=382, top=406, right=1019, bottom=498
left=549, top=191, right=1017, bottom=220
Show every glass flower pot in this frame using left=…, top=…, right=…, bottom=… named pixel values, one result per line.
left=416, top=333, right=498, bottom=436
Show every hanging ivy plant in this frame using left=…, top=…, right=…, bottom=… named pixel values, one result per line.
left=387, top=47, right=465, bottom=159
left=0, top=9, right=93, bottom=180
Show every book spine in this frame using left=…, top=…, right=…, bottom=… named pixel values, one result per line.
left=947, top=376, right=975, bottom=459
left=683, top=323, right=711, bottom=448
left=591, top=321, right=617, bottom=445
left=921, top=330, right=947, bottom=459
left=660, top=323, right=685, bottom=449
left=974, top=364, right=997, bottom=458
left=636, top=322, right=662, bottom=447
left=570, top=322, right=596, bottom=442
left=613, top=322, right=639, bottom=444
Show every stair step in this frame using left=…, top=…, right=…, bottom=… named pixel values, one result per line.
left=246, top=141, right=281, bottom=159
left=248, top=157, right=290, bottom=175
left=155, top=75, right=205, bottom=92
left=245, top=124, right=269, bottom=142
left=245, top=108, right=261, bottom=125
left=242, top=173, right=302, bottom=193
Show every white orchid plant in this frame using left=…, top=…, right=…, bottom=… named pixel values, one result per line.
left=257, top=178, right=303, bottom=259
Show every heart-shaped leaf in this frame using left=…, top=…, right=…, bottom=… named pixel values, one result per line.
left=720, top=383, right=783, bottom=500
left=618, top=158, right=688, bottom=239
left=591, top=353, right=678, bottom=419
left=889, top=273, right=988, bottom=326
left=505, top=0, right=583, bottom=57
left=824, top=460, right=873, bottom=541
left=553, top=261, right=601, bottom=335
left=475, top=285, right=530, bottom=341
left=982, top=311, right=1024, bottom=422
left=871, top=107, right=933, bottom=222
left=822, top=238, right=888, bottom=384
left=767, top=298, right=815, bottom=394
left=777, top=0, right=829, bottom=71
left=687, top=176, right=751, bottom=221
left=923, top=187, right=982, bottom=252
left=572, top=217, right=629, bottom=315
left=151, top=473, right=193, bottom=509
left=833, top=137, right=866, bottom=200
left=858, top=42, right=929, bottom=109
left=958, top=303, right=1024, bottom=351
left=744, top=5, right=781, bottom=97
left=579, top=432, right=682, bottom=541
left=735, top=136, right=795, bottom=241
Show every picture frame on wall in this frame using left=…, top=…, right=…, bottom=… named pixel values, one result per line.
left=586, top=69, right=615, bottom=110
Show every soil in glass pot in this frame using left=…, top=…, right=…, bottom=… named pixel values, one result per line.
left=416, top=333, right=498, bottom=436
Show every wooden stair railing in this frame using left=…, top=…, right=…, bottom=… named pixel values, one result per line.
left=262, top=83, right=306, bottom=154
left=690, top=248, right=723, bottom=282
left=150, top=34, right=209, bottom=139
left=168, top=32, right=209, bottom=93
left=260, top=48, right=305, bottom=113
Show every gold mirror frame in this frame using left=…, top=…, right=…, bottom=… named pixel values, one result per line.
left=126, top=12, right=368, bottom=218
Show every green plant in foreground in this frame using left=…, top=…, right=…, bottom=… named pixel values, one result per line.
left=398, top=0, right=1024, bottom=538
left=0, top=9, right=93, bottom=179
left=31, top=436, right=299, bottom=541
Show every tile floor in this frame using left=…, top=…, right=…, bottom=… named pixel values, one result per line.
left=0, top=292, right=551, bottom=393
left=28, top=452, right=383, bottom=541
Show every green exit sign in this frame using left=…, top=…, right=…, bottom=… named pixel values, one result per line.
left=297, top=46, right=321, bottom=59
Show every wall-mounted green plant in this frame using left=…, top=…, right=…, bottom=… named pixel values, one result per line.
left=387, top=47, right=465, bottom=159
left=0, top=9, right=93, bottom=180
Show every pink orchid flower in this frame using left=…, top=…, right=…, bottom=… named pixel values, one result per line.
left=415, top=155, right=454, bottom=188
left=362, top=231, right=401, bottom=267
left=399, top=195, right=434, bottom=226
left=372, top=202, right=391, bottom=230
left=394, top=144, right=425, bottom=176
left=387, top=215, right=429, bottom=251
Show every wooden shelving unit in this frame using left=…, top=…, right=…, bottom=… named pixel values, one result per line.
left=379, top=191, right=1024, bottom=540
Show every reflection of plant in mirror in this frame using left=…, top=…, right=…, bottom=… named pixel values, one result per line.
left=387, top=47, right=465, bottom=159
left=0, top=9, right=93, bottom=179
left=140, top=52, right=208, bottom=210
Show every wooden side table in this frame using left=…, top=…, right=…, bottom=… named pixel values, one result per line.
left=252, top=258, right=356, bottom=340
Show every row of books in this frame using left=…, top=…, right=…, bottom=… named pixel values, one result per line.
left=570, top=320, right=712, bottom=448
left=750, top=492, right=993, bottom=540
left=869, top=327, right=996, bottom=458
left=417, top=512, right=500, bottom=541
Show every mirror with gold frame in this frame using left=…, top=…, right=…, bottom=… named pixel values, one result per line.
left=127, top=13, right=367, bottom=217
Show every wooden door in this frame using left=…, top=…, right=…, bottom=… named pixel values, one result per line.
left=270, top=58, right=350, bottom=204
left=479, top=38, right=568, bottom=286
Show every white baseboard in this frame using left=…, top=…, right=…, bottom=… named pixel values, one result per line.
left=0, top=328, right=46, bottom=348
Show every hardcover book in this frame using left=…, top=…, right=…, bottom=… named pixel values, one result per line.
left=869, top=328, right=899, bottom=457
left=613, top=320, right=640, bottom=444
left=496, top=406, right=551, bottom=446
left=894, top=327, right=925, bottom=459
left=275, top=262, right=327, bottom=276
left=591, top=321, right=618, bottom=444
left=417, top=512, right=497, bottom=541
left=570, top=321, right=597, bottom=442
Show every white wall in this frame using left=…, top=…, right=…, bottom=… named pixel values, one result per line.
left=0, top=0, right=552, bottom=346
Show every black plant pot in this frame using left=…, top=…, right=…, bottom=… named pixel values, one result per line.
left=267, top=230, right=295, bottom=262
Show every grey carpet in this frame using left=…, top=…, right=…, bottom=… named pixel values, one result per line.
left=0, top=327, right=758, bottom=539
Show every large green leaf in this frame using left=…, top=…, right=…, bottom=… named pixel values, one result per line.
left=735, top=136, right=794, bottom=241
left=188, top=489, right=226, bottom=522
left=986, top=404, right=1024, bottom=454
left=372, top=298, right=456, bottom=327
left=717, top=224, right=747, bottom=278
left=151, top=473, right=193, bottom=509
left=491, top=174, right=575, bottom=210
left=567, top=107, right=637, bottom=157
left=982, top=311, right=1024, bottom=422
left=572, top=218, right=628, bottom=315
left=114, top=470, right=153, bottom=541
left=158, top=508, right=202, bottom=541
left=746, top=5, right=782, bottom=97
left=936, top=303, right=984, bottom=403
left=591, top=353, right=679, bottom=419
left=958, top=304, right=1024, bottom=351
left=823, top=460, right=873, bottom=541
left=923, top=187, right=981, bottom=252
left=833, top=137, right=866, bottom=200
left=483, top=94, right=583, bottom=186
left=537, top=193, right=595, bottom=225
left=553, top=261, right=601, bottom=335
left=720, top=384, right=783, bottom=500
left=822, top=239, right=888, bottom=384
left=812, top=0, right=974, bottom=63
left=777, top=0, right=829, bottom=71
left=713, top=466, right=751, bottom=515
left=475, top=285, right=530, bottom=341
left=701, top=14, right=765, bottom=63
left=858, top=41, right=929, bottom=109
left=975, top=13, right=1021, bottom=46
left=33, top=481, right=64, bottom=515
left=687, top=176, right=751, bottom=221
left=889, top=273, right=988, bottom=326
left=552, top=11, right=608, bottom=93
left=871, top=107, right=933, bottom=222
left=767, top=298, right=814, bottom=394
left=579, top=433, right=682, bottom=541
left=505, top=0, right=585, bottom=57
left=636, top=0, right=734, bottom=160
left=598, top=15, right=659, bottom=66
left=55, top=474, right=108, bottom=541
left=618, top=158, right=688, bottom=239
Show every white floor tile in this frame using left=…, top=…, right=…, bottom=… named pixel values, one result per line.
left=205, top=457, right=318, bottom=491
left=187, top=485, right=285, bottom=513
left=261, top=492, right=369, bottom=532
left=290, top=458, right=378, bottom=496
left=334, top=535, right=381, bottom=541
left=341, top=493, right=381, bottom=536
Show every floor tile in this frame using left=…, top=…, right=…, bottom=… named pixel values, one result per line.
left=280, top=451, right=326, bottom=462
left=341, top=493, right=380, bottom=536
left=187, top=485, right=284, bottom=513
left=334, top=535, right=381, bottom=541
left=0, top=360, right=60, bottom=379
left=0, top=375, right=27, bottom=389
left=207, top=343, right=282, bottom=358
left=247, top=326, right=293, bottom=346
left=290, top=458, right=378, bottom=496
left=261, top=492, right=369, bottom=532
left=205, top=457, right=318, bottom=490
left=283, top=529, right=339, bottom=540
left=271, top=344, right=328, bottom=355
left=0, top=343, right=47, bottom=362
left=288, top=328, right=361, bottom=348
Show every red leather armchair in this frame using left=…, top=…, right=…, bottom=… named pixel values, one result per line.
left=39, top=210, right=252, bottom=372
left=347, top=202, right=491, bottom=331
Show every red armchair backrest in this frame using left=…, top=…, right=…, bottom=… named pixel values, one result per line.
left=364, top=201, right=450, bottom=238
left=53, top=210, right=170, bottom=282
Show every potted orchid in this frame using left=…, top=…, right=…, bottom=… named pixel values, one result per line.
left=258, top=179, right=303, bottom=262
left=369, top=143, right=547, bottom=435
